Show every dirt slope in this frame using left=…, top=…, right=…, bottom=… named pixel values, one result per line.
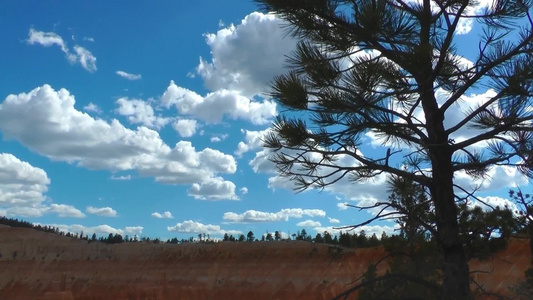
left=0, top=227, right=530, bottom=300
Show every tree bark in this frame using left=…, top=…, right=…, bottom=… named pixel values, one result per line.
left=417, top=1, right=471, bottom=297
left=431, top=160, right=470, bottom=300
left=422, top=88, right=471, bottom=299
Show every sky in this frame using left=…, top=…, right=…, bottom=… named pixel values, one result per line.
left=0, top=1, right=530, bottom=241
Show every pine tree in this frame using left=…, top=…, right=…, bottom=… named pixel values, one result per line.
left=256, top=1, right=533, bottom=298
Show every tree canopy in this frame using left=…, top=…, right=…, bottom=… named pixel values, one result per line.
left=255, top=0, right=533, bottom=299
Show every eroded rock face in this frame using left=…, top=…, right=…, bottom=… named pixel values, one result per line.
left=0, top=227, right=530, bottom=300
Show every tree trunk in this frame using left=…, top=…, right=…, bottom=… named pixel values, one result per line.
left=431, top=163, right=470, bottom=300
left=419, top=71, right=470, bottom=299
left=424, top=103, right=471, bottom=299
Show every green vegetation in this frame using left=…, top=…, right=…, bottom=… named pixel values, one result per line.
left=253, top=1, right=533, bottom=299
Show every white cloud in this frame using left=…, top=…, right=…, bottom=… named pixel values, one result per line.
left=313, top=224, right=399, bottom=237
left=235, top=128, right=270, bottom=157
left=27, top=28, right=72, bottom=59
left=151, top=211, right=173, bottom=219
left=197, top=12, right=297, bottom=97
left=456, top=18, right=474, bottom=35
left=83, top=102, right=101, bottom=114
left=223, top=208, right=326, bottom=223
left=172, top=119, right=197, bottom=137
left=250, top=145, right=390, bottom=207
left=115, top=97, right=170, bottom=129
left=44, top=223, right=142, bottom=236
left=296, top=220, right=321, bottom=227
left=328, top=217, right=340, bottom=224
left=337, top=202, right=349, bottom=210
left=73, top=45, right=97, bottom=72
left=86, top=206, right=118, bottom=217
left=48, top=204, right=85, bottom=218
left=0, top=85, right=238, bottom=200
left=27, top=29, right=97, bottom=72
left=160, top=81, right=276, bottom=125
left=125, top=226, right=144, bottom=235
left=210, top=134, right=228, bottom=143
left=455, top=1, right=494, bottom=35
left=110, top=175, right=131, bottom=181
left=188, top=177, right=239, bottom=200
left=454, top=165, right=529, bottom=193
left=240, top=187, right=248, bottom=195
left=469, top=196, right=519, bottom=213
left=167, top=220, right=241, bottom=236
left=0, top=153, right=50, bottom=217
left=116, top=70, right=142, bottom=80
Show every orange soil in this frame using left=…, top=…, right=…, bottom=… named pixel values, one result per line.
left=0, top=227, right=530, bottom=300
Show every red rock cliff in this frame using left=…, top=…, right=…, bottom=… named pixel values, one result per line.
left=0, top=227, right=530, bottom=299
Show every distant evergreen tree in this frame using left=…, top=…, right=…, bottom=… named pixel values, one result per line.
left=238, top=234, right=245, bottom=242
left=247, top=231, right=255, bottom=242
left=314, top=233, right=324, bottom=243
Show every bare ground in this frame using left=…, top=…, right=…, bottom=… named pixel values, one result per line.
left=0, top=227, right=530, bottom=300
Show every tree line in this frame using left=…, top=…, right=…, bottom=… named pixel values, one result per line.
left=0, top=215, right=387, bottom=248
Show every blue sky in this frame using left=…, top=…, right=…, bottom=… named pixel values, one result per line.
left=0, top=1, right=529, bottom=240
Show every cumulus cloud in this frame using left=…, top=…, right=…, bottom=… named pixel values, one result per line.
left=0, top=85, right=238, bottom=200
left=196, top=12, right=297, bottom=97
left=296, top=220, right=321, bottom=227
left=27, top=29, right=97, bottom=72
left=240, top=187, right=248, bottom=195
left=44, top=223, right=142, bottom=236
left=160, top=81, right=276, bottom=125
left=151, top=211, right=173, bottom=219
left=337, top=203, right=349, bottom=210
left=48, top=204, right=85, bottom=218
left=188, top=177, right=239, bottom=200
left=313, top=224, right=399, bottom=237
left=328, top=217, right=340, bottom=224
left=469, top=196, right=519, bottom=213
left=235, top=128, right=270, bottom=157
left=116, top=70, right=142, bottom=80
left=124, top=226, right=144, bottom=235
left=210, top=134, right=228, bottom=143
left=86, top=206, right=118, bottom=217
left=83, top=102, right=101, bottom=114
left=115, top=97, right=170, bottom=129
left=455, top=1, right=494, bottom=34
left=454, top=165, right=529, bottom=193
left=250, top=145, right=390, bottom=206
left=0, top=153, right=61, bottom=218
left=223, top=208, right=326, bottom=223
left=167, top=220, right=241, bottom=236
left=172, top=119, right=198, bottom=137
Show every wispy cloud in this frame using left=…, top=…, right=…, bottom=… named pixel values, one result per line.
left=116, top=70, right=142, bottom=80
left=27, top=28, right=97, bottom=72
left=110, top=175, right=131, bottom=181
